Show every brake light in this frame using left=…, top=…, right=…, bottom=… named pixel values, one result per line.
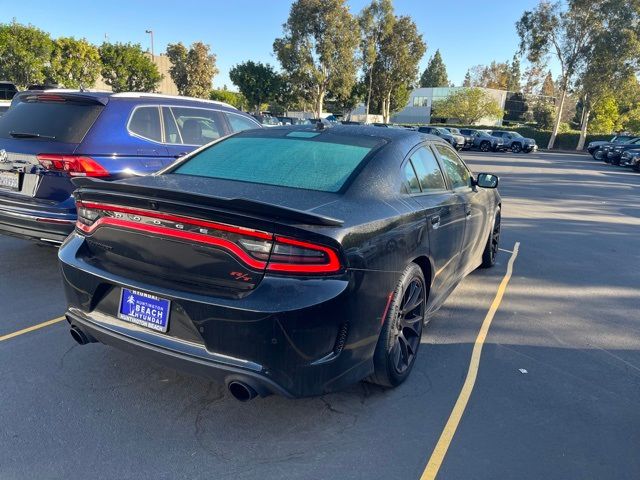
left=267, top=236, right=342, bottom=273
left=37, top=154, right=109, bottom=177
left=75, top=202, right=343, bottom=274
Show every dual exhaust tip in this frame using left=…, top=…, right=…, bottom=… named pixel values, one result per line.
left=69, top=325, right=264, bottom=402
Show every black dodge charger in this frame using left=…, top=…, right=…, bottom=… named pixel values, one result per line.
left=59, top=125, right=501, bottom=400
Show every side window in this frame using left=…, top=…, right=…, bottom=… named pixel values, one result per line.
left=410, top=146, right=446, bottom=192
left=171, top=107, right=225, bottom=145
left=403, top=162, right=421, bottom=194
left=226, top=113, right=260, bottom=133
left=128, top=106, right=162, bottom=142
left=161, top=107, right=181, bottom=144
left=434, top=144, right=472, bottom=189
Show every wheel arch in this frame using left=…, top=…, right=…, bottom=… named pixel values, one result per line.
left=411, top=255, right=433, bottom=301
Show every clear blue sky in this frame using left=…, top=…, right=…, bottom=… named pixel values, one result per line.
left=8, top=0, right=551, bottom=90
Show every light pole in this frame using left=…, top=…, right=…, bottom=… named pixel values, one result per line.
left=145, top=29, right=154, bottom=58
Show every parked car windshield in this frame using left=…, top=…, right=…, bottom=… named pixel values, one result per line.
left=448, top=128, right=461, bottom=134
left=172, top=132, right=384, bottom=192
left=0, top=97, right=103, bottom=143
left=508, top=131, right=524, bottom=138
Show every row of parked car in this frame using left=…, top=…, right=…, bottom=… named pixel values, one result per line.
left=587, top=135, right=640, bottom=171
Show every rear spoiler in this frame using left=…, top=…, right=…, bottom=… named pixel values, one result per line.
left=72, top=177, right=344, bottom=227
left=14, top=91, right=110, bottom=106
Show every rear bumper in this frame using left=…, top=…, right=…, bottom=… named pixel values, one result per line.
left=0, top=202, right=75, bottom=243
left=59, top=233, right=393, bottom=397
left=65, top=310, right=294, bottom=397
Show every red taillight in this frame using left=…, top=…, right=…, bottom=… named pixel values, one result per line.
left=37, top=154, right=109, bottom=177
left=267, top=236, right=342, bottom=273
left=75, top=202, right=343, bottom=275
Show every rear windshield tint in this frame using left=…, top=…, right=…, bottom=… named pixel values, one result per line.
left=172, top=134, right=380, bottom=192
left=0, top=98, right=104, bottom=143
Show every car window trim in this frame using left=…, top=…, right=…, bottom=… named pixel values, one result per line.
left=401, top=142, right=451, bottom=196
left=224, top=110, right=261, bottom=130
left=431, top=142, right=474, bottom=192
left=127, top=104, right=240, bottom=146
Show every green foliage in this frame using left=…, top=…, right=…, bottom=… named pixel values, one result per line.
left=210, top=89, right=247, bottom=110
left=48, top=37, right=101, bottom=89
left=589, top=93, right=619, bottom=134
left=532, top=101, right=555, bottom=129
left=166, top=42, right=218, bottom=98
left=229, top=61, right=280, bottom=113
left=359, top=0, right=394, bottom=114
left=419, top=50, right=449, bottom=88
left=273, top=0, right=360, bottom=118
left=372, top=14, right=426, bottom=121
left=466, top=60, right=520, bottom=91
left=432, top=88, right=503, bottom=125
left=620, top=106, right=640, bottom=134
left=0, top=22, right=53, bottom=87
left=541, top=71, right=555, bottom=97
left=99, top=42, right=162, bottom=93
left=462, top=71, right=472, bottom=87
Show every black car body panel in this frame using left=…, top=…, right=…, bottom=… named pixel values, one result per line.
left=59, top=126, right=501, bottom=397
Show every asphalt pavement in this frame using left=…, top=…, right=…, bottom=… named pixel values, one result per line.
left=0, top=151, right=638, bottom=480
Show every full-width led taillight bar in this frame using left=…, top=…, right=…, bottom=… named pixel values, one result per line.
left=75, top=201, right=343, bottom=274
left=37, top=154, right=109, bottom=177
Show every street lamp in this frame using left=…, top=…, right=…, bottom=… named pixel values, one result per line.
left=145, top=29, right=154, bottom=57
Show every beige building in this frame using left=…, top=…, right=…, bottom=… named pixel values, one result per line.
left=94, top=53, right=178, bottom=94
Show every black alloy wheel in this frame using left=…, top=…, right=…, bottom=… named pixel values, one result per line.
left=594, top=150, right=604, bottom=161
left=369, top=263, right=426, bottom=387
left=511, top=142, right=522, bottom=153
left=481, top=208, right=501, bottom=268
left=480, top=141, right=491, bottom=152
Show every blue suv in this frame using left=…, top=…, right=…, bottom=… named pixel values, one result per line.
left=0, top=91, right=261, bottom=244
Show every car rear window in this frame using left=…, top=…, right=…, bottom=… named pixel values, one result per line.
left=172, top=133, right=380, bottom=192
left=0, top=97, right=104, bottom=143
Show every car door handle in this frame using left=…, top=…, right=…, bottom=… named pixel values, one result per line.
left=173, top=152, right=188, bottom=158
left=430, top=215, right=441, bottom=228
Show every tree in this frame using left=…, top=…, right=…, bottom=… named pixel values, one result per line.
left=506, top=54, right=521, bottom=92
left=588, top=93, right=619, bottom=133
left=462, top=71, right=472, bottom=87
left=372, top=15, right=426, bottom=122
left=517, top=1, right=600, bottom=149
left=431, top=88, right=503, bottom=125
left=99, top=42, right=162, bottom=93
left=273, top=0, right=360, bottom=119
left=419, top=49, right=449, bottom=87
left=573, top=0, right=640, bottom=148
left=0, top=22, right=53, bottom=87
left=48, top=37, right=101, bottom=89
left=229, top=61, right=280, bottom=113
left=358, top=0, right=394, bottom=116
left=210, top=89, right=247, bottom=110
left=166, top=43, right=189, bottom=94
left=541, top=71, right=555, bottom=97
left=533, top=101, right=556, bottom=128
left=467, top=61, right=512, bottom=90
left=166, top=42, right=218, bottom=98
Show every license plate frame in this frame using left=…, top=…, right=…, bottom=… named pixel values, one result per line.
left=118, top=288, right=171, bottom=333
left=0, top=171, right=20, bottom=191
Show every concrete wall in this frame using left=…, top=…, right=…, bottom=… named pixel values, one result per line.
left=94, top=53, right=178, bottom=95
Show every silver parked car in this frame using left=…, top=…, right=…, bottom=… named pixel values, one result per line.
left=490, top=130, right=537, bottom=153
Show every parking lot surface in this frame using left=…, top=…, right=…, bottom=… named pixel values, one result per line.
left=1, top=151, right=639, bottom=480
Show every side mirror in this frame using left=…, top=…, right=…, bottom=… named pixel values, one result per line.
left=476, top=173, right=499, bottom=189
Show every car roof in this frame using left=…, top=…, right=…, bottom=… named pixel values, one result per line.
left=14, top=89, right=237, bottom=111
left=235, top=124, right=446, bottom=146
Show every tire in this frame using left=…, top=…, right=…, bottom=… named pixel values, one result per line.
left=369, top=263, right=426, bottom=388
left=480, top=208, right=501, bottom=269
left=511, top=142, right=522, bottom=153
left=480, top=141, right=491, bottom=152
left=594, top=149, right=604, bottom=161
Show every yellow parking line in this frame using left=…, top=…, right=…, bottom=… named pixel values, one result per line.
left=0, top=316, right=65, bottom=342
left=420, top=242, right=520, bottom=480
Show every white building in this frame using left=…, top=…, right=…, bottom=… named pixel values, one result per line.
left=391, top=87, right=509, bottom=126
